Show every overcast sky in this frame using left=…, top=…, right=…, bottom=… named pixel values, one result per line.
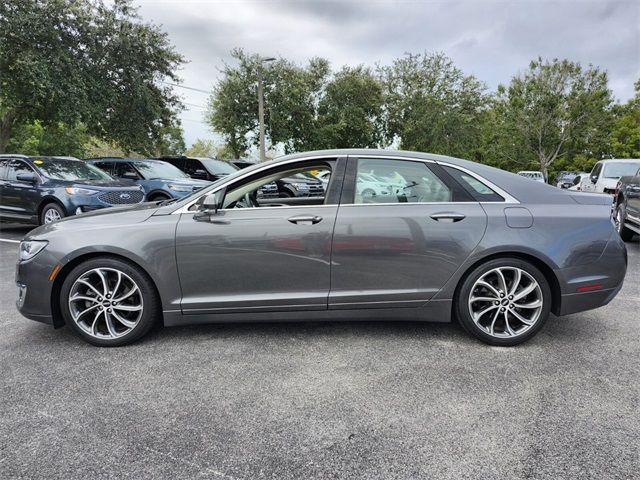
left=136, top=0, right=640, bottom=147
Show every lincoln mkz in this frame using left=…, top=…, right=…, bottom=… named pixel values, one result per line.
left=15, top=150, right=627, bottom=346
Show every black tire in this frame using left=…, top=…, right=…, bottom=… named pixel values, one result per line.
left=40, top=202, right=66, bottom=225
left=60, top=257, right=161, bottom=347
left=615, top=204, right=635, bottom=242
left=148, top=193, right=171, bottom=202
left=454, top=258, right=552, bottom=346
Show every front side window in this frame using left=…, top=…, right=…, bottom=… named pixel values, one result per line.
left=7, top=161, right=36, bottom=181
left=132, top=161, right=189, bottom=180
left=221, top=164, right=331, bottom=209
left=115, top=162, right=141, bottom=179
left=354, top=158, right=451, bottom=204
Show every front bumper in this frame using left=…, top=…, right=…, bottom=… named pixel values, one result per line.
left=15, top=250, right=58, bottom=325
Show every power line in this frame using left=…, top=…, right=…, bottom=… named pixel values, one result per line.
left=161, top=81, right=210, bottom=94
left=183, top=102, right=208, bottom=109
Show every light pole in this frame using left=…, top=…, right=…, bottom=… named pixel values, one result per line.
left=257, top=56, right=275, bottom=162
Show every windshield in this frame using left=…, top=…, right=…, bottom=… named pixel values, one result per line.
left=133, top=161, right=190, bottom=179
left=603, top=162, right=640, bottom=178
left=36, top=159, right=113, bottom=181
left=200, top=159, right=238, bottom=174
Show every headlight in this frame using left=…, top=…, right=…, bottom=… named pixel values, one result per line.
left=65, top=186, right=99, bottom=195
left=19, top=240, right=48, bottom=261
left=168, top=184, right=193, bottom=192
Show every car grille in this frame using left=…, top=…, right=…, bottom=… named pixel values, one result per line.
left=98, top=190, right=144, bottom=205
left=308, top=184, right=324, bottom=196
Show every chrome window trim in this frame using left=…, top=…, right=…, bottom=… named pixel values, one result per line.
left=171, top=153, right=519, bottom=214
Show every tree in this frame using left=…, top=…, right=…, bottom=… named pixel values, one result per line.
left=610, top=79, right=640, bottom=158
left=7, top=120, right=90, bottom=157
left=0, top=0, right=184, bottom=154
left=152, top=123, right=185, bottom=156
left=186, top=138, right=219, bottom=157
left=492, top=58, right=614, bottom=179
left=313, top=66, right=383, bottom=149
left=380, top=52, right=488, bottom=158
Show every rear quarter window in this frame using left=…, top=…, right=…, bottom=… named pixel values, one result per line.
left=442, top=166, right=504, bottom=202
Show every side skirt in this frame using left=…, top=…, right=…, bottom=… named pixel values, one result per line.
left=162, top=299, right=453, bottom=327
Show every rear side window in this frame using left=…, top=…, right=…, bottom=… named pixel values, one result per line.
left=355, top=158, right=452, bottom=204
left=442, top=166, right=504, bottom=202
left=0, top=160, right=9, bottom=179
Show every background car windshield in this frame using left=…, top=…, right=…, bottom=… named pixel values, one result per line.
left=200, top=159, right=238, bottom=174
left=603, top=162, right=640, bottom=178
left=37, top=159, right=113, bottom=181
left=133, top=161, right=190, bottom=179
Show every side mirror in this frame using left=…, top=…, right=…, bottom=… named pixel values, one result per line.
left=192, top=169, right=208, bottom=179
left=16, top=172, right=37, bottom=183
left=590, top=175, right=598, bottom=184
left=122, top=172, right=139, bottom=180
left=193, top=189, right=224, bottom=221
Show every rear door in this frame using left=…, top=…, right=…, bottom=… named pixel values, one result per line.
left=2, top=160, right=41, bottom=219
left=329, top=156, right=488, bottom=309
left=626, top=167, right=640, bottom=220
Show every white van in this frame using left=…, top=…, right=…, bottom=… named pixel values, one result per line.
left=581, top=159, right=640, bottom=194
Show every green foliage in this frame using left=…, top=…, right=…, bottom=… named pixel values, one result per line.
left=610, top=80, right=640, bottom=158
left=152, top=123, right=186, bottom=156
left=186, top=138, right=219, bottom=157
left=490, top=58, right=614, bottom=179
left=7, top=120, right=90, bottom=157
left=380, top=52, right=489, bottom=159
left=0, top=0, right=184, bottom=154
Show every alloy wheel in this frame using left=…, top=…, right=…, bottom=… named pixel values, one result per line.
left=468, top=267, right=543, bottom=338
left=43, top=208, right=62, bottom=224
left=615, top=208, right=623, bottom=233
left=68, top=267, right=144, bottom=339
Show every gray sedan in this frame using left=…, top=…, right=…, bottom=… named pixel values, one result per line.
left=15, top=149, right=627, bottom=347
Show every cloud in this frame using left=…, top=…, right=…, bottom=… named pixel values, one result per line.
left=135, top=0, right=640, bottom=146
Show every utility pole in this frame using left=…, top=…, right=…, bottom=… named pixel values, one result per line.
left=257, top=57, right=275, bottom=162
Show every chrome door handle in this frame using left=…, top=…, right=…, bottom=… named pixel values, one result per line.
left=430, top=212, right=466, bottom=222
left=287, top=215, right=323, bottom=225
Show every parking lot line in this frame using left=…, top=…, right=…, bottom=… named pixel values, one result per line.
left=0, top=239, right=19, bottom=244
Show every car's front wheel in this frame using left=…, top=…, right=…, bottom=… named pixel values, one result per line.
left=40, top=203, right=65, bottom=225
left=455, top=258, right=551, bottom=346
left=60, top=257, right=160, bottom=346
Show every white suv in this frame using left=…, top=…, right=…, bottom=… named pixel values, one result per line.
left=581, top=159, right=640, bottom=194
left=517, top=171, right=545, bottom=183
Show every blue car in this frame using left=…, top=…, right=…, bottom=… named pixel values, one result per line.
left=0, top=155, right=146, bottom=225
left=87, top=158, right=210, bottom=201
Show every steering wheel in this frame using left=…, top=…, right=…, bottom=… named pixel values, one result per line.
left=235, top=191, right=259, bottom=208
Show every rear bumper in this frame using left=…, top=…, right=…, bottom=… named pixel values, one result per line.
left=556, top=231, right=627, bottom=316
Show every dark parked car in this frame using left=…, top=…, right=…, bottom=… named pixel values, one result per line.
left=0, top=155, right=145, bottom=225
left=158, top=156, right=239, bottom=182
left=86, top=158, right=210, bottom=201
left=614, top=165, right=640, bottom=241
left=16, top=149, right=626, bottom=347
left=232, top=159, right=258, bottom=169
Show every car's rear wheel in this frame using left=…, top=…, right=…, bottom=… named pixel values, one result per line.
left=60, top=257, right=160, bottom=346
left=455, top=258, right=551, bottom=346
left=40, top=203, right=65, bottom=225
left=614, top=204, right=635, bottom=242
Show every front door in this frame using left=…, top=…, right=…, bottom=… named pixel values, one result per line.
left=175, top=158, right=344, bottom=314
left=1, top=160, right=41, bottom=220
left=329, top=156, right=488, bottom=309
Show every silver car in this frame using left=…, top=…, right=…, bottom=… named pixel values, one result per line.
left=15, top=149, right=627, bottom=347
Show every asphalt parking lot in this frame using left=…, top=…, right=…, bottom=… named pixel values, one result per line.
left=0, top=223, right=638, bottom=480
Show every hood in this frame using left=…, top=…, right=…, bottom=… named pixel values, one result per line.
left=154, top=177, right=211, bottom=186
left=599, top=178, right=619, bottom=189
left=26, top=202, right=159, bottom=240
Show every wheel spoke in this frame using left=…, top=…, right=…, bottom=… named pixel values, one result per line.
left=495, top=269, right=508, bottom=294
left=95, top=269, right=109, bottom=297
left=509, top=269, right=522, bottom=296
left=91, top=310, right=102, bottom=336
left=513, top=282, right=537, bottom=301
left=76, top=279, right=103, bottom=298
left=104, top=312, right=118, bottom=337
left=74, top=304, right=100, bottom=320
left=489, top=309, right=500, bottom=335
left=112, top=303, right=142, bottom=312
left=470, top=296, right=498, bottom=303
left=112, top=271, right=123, bottom=298
left=110, top=310, right=136, bottom=328
left=69, top=295, right=99, bottom=304
left=513, top=299, right=543, bottom=309
left=473, top=304, right=498, bottom=322
left=510, top=309, right=534, bottom=325
left=504, top=312, right=515, bottom=336
left=477, top=280, right=501, bottom=297
left=114, top=285, right=139, bottom=303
